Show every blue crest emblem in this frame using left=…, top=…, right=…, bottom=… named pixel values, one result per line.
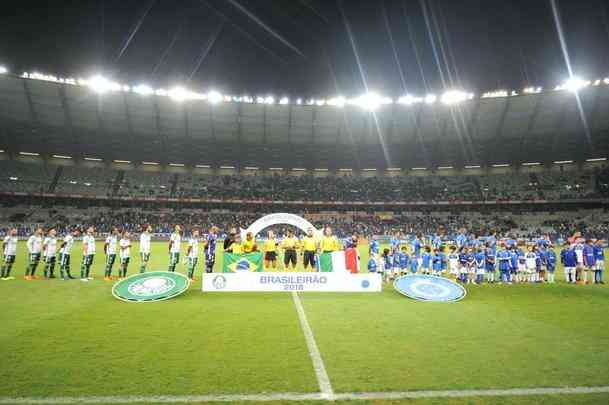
left=394, top=275, right=466, bottom=302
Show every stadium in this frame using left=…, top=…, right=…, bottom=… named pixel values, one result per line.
left=1, top=0, right=609, bottom=404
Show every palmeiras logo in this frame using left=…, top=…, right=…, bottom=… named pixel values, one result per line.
left=112, top=271, right=190, bottom=302
left=393, top=274, right=466, bottom=302
left=212, top=275, right=227, bottom=290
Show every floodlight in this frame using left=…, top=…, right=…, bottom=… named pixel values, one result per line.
left=398, top=95, right=418, bottom=105
left=207, top=91, right=223, bottom=104
left=133, top=84, right=154, bottom=96
left=562, top=77, right=589, bottom=92
left=87, top=75, right=120, bottom=93
left=327, top=96, right=346, bottom=107
left=464, top=165, right=481, bottom=169
left=168, top=86, right=191, bottom=102
left=424, top=94, right=437, bottom=104
left=441, top=90, right=472, bottom=105
left=279, top=97, right=289, bottom=105
left=349, top=92, right=388, bottom=111
left=0, top=66, right=7, bottom=74
left=264, top=96, right=275, bottom=104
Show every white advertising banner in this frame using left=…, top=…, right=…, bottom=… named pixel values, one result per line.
left=202, top=271, right=382, bottom=292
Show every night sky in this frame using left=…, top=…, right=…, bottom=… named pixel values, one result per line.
left=2, top=0, right=609, bottom=98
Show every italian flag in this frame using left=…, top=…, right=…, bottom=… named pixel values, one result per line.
left=318, top=248, right=359, bottom=273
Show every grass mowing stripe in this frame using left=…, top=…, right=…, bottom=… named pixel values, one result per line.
left=2, top=386, right=609, bottom=403
left=291, top=292, right=334, bottom=399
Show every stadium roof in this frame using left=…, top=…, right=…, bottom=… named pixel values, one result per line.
left=1, top=73, right=609, bottom=169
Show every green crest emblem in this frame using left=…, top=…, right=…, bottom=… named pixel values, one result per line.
left=112, top=271, right=190, bottom=302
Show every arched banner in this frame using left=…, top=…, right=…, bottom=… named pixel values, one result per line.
left=240, top=213, right=321, bottom=239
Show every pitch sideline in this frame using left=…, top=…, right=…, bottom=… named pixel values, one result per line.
left=291, top=291, right=334, bottom=399
left=1, top=386, right=609, bottom=403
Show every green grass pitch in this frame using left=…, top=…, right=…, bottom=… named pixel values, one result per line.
left=1, top=241, right=609, bottom=404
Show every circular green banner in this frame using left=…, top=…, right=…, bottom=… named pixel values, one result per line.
left=112, top=271, right=191, bottom=302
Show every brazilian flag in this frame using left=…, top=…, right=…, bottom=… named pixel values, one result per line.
left=223, top=252, right=263, bottom=273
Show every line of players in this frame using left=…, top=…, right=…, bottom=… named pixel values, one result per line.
left=1, top=224, right=349, bottom=281
left=367, top=235, right=606, bottom=285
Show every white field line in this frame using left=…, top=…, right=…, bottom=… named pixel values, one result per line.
left=1, top=386, right=609, bottom=404
left=291, top=291, right=334, bottom=399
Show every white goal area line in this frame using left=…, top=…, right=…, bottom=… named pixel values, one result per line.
left=1, top=386, right=609, bottom=404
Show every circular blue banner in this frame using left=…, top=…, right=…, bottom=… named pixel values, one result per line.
left=394, top=275, right=466, bottom=302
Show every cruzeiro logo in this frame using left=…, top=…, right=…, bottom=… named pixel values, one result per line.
left=128, top=276, right=176, bottom=297
left=393, top=274, right=466, bottom=302
left=112, top=271, right=190, bottom=302
left=212, top=275, right=227, bottom=290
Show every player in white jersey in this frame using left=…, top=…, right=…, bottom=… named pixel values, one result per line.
left=80, top=226, right=96, bottom=281
left=139, top=224, right=153, bottom=273
left=1, top=228, right=18, bottom=280
left=186, top=229, right=200, bottom=281
left=573, top=241, right=585, bottom=283
left=42, top=228, right=58, bottom=279
left=25, top=227, right=43, bottom=280
left=59, top=228, right=79, bottom=280
left=118, top=231, right=131, bottom=279
left=525, top=246, right=537, bottom=283
left=168, top=225, right=182, bottom=272
left=104, top=227, right=119, bottom=280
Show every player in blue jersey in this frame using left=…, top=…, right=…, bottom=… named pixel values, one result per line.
left=509, top=246, right=519, bottom=283
left=421, top=246, right=432, bottom=275
left=545, top=246, right=557, bottom=283
left=496, top=244, right=512, bottom=284
left=410, top=253, right=419, bottom=274
left=390, top=231, right=401, bottom=255
left=458, top=247, right=469, bottom=283
left=594, top=240, right=605, bottom=284
left=203, top=226, right=219, bottom=273
left=432, top=248, right=443, bottom=276
left=411, top=233, right=423, bottom=258
left=367, top=256, right=378, bottom=273
left=535, top=246, right=544, bottom=283
left=466, top=248, right=476, bottom=284
left=455, top=229, right=467, bottom=250
left=369, top=237, right=380, bottom=258
left=485, top=243, right=496, bottom=283
left=439, top=246, right=448, bottom=275
left=381, top=248, right=393, bottom=282
left=398, top=246, right=410, bottom=276
left=474, top=247, right=486, bottom=284
left=515, top=244, right=526, bottom=283
left=583, top=239, right=596, bottom=285
left=560, top=243, right=577, bottom=283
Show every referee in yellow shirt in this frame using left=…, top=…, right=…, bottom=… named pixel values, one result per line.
left=263, top=230, right=278, bottom=271
left=320, top=226, right=340, bottom=253
left=302, top=227, right=318, bottom=272
left=282, top=229, right=299, bottom=271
